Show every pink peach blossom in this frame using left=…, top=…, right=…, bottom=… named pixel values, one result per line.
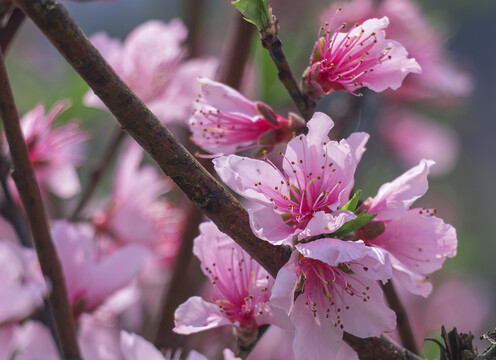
left=84, top=20, right=217, bottom=123
left=189, top=77, right=300, bottom=157
left=174, top=221, right=290, bottom=335
left=379, top=109, right=459, bottom=176
left=0, top=241, right=46, bottom=324
left=51, top=220, right=150, bottom=314
left=270, top=240, right=395, bottom=360
left=319, top=0, right=472, bottom=102
left=213, top=112, right=366, bottom=245
left=120, top=331, right=239, bottom=360
left=362, top=160, right=457, bottom=296
left=303, top=13, right=420, bottom=98
left=10, top=102, right=89, bottom=199
left=93, top=141, right=184, bottom=266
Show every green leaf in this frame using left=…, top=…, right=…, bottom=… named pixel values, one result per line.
left=332, top=211, right=376, bottom=238
left=232, top=0, right=271, bottom=30
left=341, top=190, right=362, bottom=214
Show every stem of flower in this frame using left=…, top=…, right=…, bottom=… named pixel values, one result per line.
left=69, top=127, right=125, bottom=221
left=381, top=280, right=419, bottom=355
left=0, top=8, right=25, bottom=53
left=343, top=333, right=423, bottom=360
left=259, top=18, right=314, bottom=121
left=0, top=47, right=81, bottom=360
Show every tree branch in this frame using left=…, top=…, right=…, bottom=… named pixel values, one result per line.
left=259, top=18, right=314, bottom=120
left=70, top=127, right=125, bottom=221
left=0, top=8, right=25, bottom=53
left=13, top=0, right=291, bottom=279
left=13, top=2, right=434, bottom=359
left=381, top=280, right=419, bottom=354
left=343, top=333, right=423, bottom=360
left=0, top=46, right=80, bottom=360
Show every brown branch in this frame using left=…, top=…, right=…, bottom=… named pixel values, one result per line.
left=0, top=8, right=25, bottom=53
left=217, top=14, right=254, bottom=89
left=381, top=280, right=419, bottom=354
left=182, top=0, right=203, bottom=58
left=13, top=0, right=290, bottom=278
left=14, top=2, right=433, bottom=359
left=0, top=47, right=80, bottom=360
left=153, top=201, right=203, bottom=349
left=70, top=127, right=125, bottom=221
left=343, top=333, right=423, bottom=360
left=259, top=18, right=313, bottom=120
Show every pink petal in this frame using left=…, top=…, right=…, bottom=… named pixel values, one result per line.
left=173, top=296, right=231, bottom=334
left=270, top=251, right=300, bottom=314
left=296, top=238, right=370, bottom=266
left=197, top=77, right=258, bottom=117
left=249, top=206, right=297, bottom=245
left=213, top=155, right=285, bottom=205
left=291, top=296, right=343, bottom=360
left=120, top=331, right=164, bottom=360
left=368, top=159, right=435, bottom=220
left=298, top=210, right=356, bottom=239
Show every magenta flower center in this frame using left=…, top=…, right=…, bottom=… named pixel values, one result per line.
left=204, top=246, right=270, bottom=328
left=296, top=256, right=371, bottom=329
left=258, top=148, right=344, bottom=230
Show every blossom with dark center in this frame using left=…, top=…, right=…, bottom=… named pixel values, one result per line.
left=303, top=11, right=421, bottom=99
left=174, top=222, right=290, bottom=334
left=214, top=112, right=368, bottom=245
left=270, top=240, right=395, bottom=360
left=189, top=77, right=302, bottom=157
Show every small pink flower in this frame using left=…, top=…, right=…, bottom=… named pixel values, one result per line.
left=361, top=160, right=457, bottom=296
left=11, top=102, right=89, bottom=198
left=94, top=141, right=184, bottom=266
left=213, top=112, right=367, bottom=245
left=84, top=20, right=217, bottom=124
left=270, top=240, right=395, bottom=360
left=0, top=241, right=46, bottom=324
left=379, top=109, right=459, bottom=176
left=189, top=77, right=301, bottom=157
left=51, top=220, right=150, bottom=314
left=174, top=222, right=290, bottom=334
left=303, top=13, right=421, bottom=98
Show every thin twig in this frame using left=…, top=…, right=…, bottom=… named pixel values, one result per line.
left=70, top=127, right=125, bottom=221
left=182, top=0, right=203, bottom=58
left=217, top=14, right=254, bottom=89
left=153, top=201, right=203, bottom=349
left=259, top=18, right=314, bottom=120
left=381, top=280, right=419, bottom=354
left=14, top=2, right=433, bottom=358
left=0, top=48, right=81, bottom=360
left=0, top=153, right=31, bottom=247
left=0, top=8, right=25, bottom=53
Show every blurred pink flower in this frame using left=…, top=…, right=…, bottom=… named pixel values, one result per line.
left=9, top=102, right=89, bottom=199
left=174, top=221, right=290, bottom=335
left=93, top=141, right=184, bottom=266
left=51, top=220, right=150, bottom=314
left=379, top=109, right=459, bottom=176
left=189, top=77, right=300, bottom=157
left=303, top=13, right=420, bottom=98
left=0, top=241, right=46, bottom=324
left=362, top=160, right=458, bottom=296
left=319, top=0, right=472, bottom=102
left=84, top=20, right=217, bottom=123
left=213, top=112, right=366, bottom=245
left=270, top=241, right=395, bottom=360
left=120, top=331, right=240, bottom=360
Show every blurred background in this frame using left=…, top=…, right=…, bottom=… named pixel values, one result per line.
left=3, top=0, right=496, bottom=357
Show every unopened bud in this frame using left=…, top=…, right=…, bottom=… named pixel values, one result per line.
left=288, top=112, right=306, bottom=130
left=255, top=101, right=278, bottom=125
left=355, top=220, right=386, bottom=240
